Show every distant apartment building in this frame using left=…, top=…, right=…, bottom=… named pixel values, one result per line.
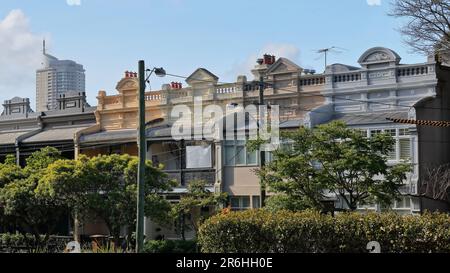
left=36, top=41, right=86, bottom=112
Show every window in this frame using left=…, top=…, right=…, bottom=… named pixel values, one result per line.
left=412, top=198, right=420, bottom=210
left=367, top=128, right=412, bottom=162
left=394, top=197, right=411, bottom=209
left=399, top=128, right=410, bottom=136
left=385, top=129, right=396, bottom=136
left=370, top=129, right=383, bottom=137
left=252, top=196, right=261, bottom=209
left=230, top=196, right=251, bottom=211
left=247, top=150, right=258, bottom=165
left=186, top=145, right=212, bottom=169
left=224, top=140, right=258, bottom=166
left=235, top=140, right=246, bottom=165
left=399, top=139, right=411, bottom=160
left=357, top=129, right=368, bottom=138
left=265, top=151, right=274, bottom=163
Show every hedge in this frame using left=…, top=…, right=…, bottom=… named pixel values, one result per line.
left=198, top=210, right=450, bottom=253
left=143, top=240, right=198, bottom=253
left=0, top=233, right=74, bottom=253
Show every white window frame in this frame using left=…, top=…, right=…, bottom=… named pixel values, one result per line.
left=366, top=127, right=413, bottom=163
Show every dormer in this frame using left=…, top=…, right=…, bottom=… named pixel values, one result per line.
left=1, top=97, right=34, bottom=117
left=358, top=47, right=401, bottom=69
left=57, top=91, right=89, bottom=112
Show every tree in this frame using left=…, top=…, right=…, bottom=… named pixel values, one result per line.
left=171, top=180, right=227, bottom=240
left=0, top=147, right=66, bottom=248
left=422, top=163, right=450, bottom=203
left=254, top=121, right=411, bottom=211
left=263, top=194, right=311, bottom=213
left=389, top=0, right=450, bottom=61
left=38, top=154, right=176, bottom=248
left=0, top=155, right=25, bottom=232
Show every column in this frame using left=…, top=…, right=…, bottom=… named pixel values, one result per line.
left=214, top=140, right=224, bottom=195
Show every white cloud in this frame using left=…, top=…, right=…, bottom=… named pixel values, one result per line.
left=0, top=10, right=46, bottom=108
left=227, top=43, right=301, bottom=79
left=367, top=0, right=381, bottom=6
left=66, top=0, right=82, bottom=6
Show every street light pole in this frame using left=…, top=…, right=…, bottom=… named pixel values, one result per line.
left=259, top=75, right=266, bottom=208
left=136, top=60, right=146, bottom=253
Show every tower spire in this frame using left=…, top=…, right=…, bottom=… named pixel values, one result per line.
left=43, top=39, right=46, bottom=55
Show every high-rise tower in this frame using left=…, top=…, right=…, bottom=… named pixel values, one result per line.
left=36, top=40, right=85, bottom=112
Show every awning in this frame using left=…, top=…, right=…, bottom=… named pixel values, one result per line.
left=0, top=131, right=33, bottom=145
left=22, top=126, right=91, bottom=144
left=331, top=111, right=409, bottom=126
left=80, top=129, right=136, bottom=144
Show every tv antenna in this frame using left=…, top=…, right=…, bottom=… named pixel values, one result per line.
left=315, top=46, right=347, bottom=70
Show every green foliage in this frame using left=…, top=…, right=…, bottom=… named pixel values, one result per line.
left=143, top=240, right=197, bottom=253
left=264, top=195, right=310, bottom=212
left=198, top=210, right=450, bottom=253
left=38, top=153, right=175, bottom=243
left=171, top=180, right=227, bottom=239
left=253, top=121, right=411, bottom=211
left=0, top=156, right=25, bottom=188
left=0, top=148, right=66, bottom=242
left=0, top=232, right=37, bottom=247
left=24, top=147, right=63, bottom=173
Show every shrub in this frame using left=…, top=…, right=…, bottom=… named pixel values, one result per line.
left=143, top=240, right=197, bottom=253
left=198, top=210, right=450, bottom=253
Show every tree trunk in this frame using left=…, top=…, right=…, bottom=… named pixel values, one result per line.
left=180, top=214, right=186, bottom=241
left=73, top=211, right=81, bottom=242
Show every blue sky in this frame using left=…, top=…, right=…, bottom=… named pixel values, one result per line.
left=0, top=0, right=425, bottom=108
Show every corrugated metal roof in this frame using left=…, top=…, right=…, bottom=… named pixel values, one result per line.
left=80, top=129, right=136, bottom=143
left=280, top=119, right=303, bottom=128
left=331, top=111, right=409, bottom=126
left=22, top=126, right=90, bottom=143
left=0, top=131, right=31, bottom=145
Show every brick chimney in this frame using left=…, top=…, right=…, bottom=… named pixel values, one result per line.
left=252, top=54, right=276, bottom=80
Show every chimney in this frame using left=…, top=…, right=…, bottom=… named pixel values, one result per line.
left=125, top=71, right=138, bottom=78
left=170, top=82, right=182, bottom=89
left=252, top=54, right=276, bottom=80
left=263, top=54, right=276, bottom=65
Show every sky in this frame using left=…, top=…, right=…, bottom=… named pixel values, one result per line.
left=0, top=0, right=424, bottom=108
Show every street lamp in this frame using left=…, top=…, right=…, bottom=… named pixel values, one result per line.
left=136, top=60, right=165, bottom=253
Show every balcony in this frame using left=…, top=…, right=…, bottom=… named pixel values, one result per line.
left=165, top=169, right=216, bottom=187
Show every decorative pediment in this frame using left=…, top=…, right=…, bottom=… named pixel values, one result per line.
left=186, top=68, right=218, bottom=86
left=358, top=47, right=401, bottom=66
left=266, top=58, right=302, bottom=74
left=115, top=78, right=139, bottom=92
left=9, top=97, right=28, bottom=104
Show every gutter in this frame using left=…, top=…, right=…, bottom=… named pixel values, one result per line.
left=74, top=124, right=101, bottom=159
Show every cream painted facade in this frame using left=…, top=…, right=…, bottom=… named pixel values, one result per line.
left=77, top=56, right=325, bottom=214
left=78, top=47, right=450, bottom=218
